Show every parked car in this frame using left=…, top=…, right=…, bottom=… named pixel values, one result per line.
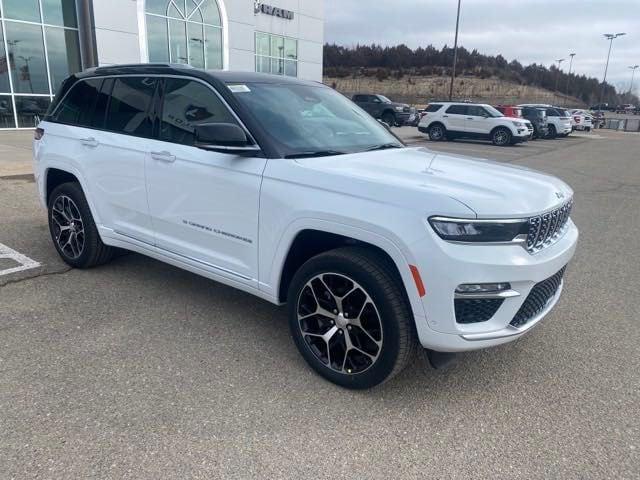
left=519, top=105, right=572, bottom=138
left=418, top=102, right=532, bottom=146
left=570, top=110, right=593, bottom=131
left=352, top=94, right=412, bottom=126
left=495, top=105, right=536, bottom=139
left=615, top=104, right=635, bottom=114
left=35, top=65, right=578, bottom=389
left=520, top=106, right=549, bottom=139
left=589, top=103, right=613, bottom=111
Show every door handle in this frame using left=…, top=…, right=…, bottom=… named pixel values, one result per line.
left=151, top=151, right=176, bottom=163
left=442, top=115, right=449, bottom=118
left=80, top=137, right=99, bottom=148
left=466, top=117, right=474, bottom=120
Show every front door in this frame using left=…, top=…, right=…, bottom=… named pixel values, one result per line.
left=465, top=105, right=492, bottom=135
left=145, top=77, right=266, bottom=285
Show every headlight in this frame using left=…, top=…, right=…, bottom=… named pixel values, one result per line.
left=395, top=106, right=404, bottom=112
left=429, top=217, right=529, bottom=243
left=512, top=121, right=525, bottom=127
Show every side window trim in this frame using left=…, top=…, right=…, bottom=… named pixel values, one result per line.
left=46, top=74, right=258, bottom=147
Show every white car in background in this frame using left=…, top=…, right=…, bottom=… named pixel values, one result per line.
left=519, top=105, right=572, bottom=138
left=418, top=102, right=532, bottom=146
left=570, top=110, right=593, bottom=131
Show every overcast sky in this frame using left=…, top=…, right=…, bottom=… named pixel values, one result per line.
left=324, top=0, right=640, bottom=93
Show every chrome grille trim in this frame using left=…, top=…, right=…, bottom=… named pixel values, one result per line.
left=526, top=200, right=573, bottom=254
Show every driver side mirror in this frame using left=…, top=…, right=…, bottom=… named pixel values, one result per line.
left=194, top=123, right=260, bottom=155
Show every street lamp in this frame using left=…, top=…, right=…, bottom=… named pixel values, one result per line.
left=554, top=58, right=564, bottom=103
left=598, top=33, right=626, bottom=109
left=628, top=65, right=639, bottom=97
left=448, top=0, right=462, bottom=101
left=566, top=53, right=576, bottom=98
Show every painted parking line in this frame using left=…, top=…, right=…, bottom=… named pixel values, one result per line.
left=0, top=242, right=41, bottom=276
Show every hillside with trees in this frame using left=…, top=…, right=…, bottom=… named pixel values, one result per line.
left=324, top=43, right=639, bottom=107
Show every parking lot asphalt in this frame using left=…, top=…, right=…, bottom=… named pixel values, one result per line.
left=1, top=129, right=639, bottom=479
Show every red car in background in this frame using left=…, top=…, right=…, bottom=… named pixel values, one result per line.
left=495, top=105, right=523, bottom=118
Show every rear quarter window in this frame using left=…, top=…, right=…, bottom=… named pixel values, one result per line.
left=50, top=79, right=102, bottom=127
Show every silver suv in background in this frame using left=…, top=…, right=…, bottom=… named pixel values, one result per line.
left=519, top=105, right=572, bottom=138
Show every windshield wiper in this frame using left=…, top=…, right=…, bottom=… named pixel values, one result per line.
left=364, top=143, right=404, bottom=152
left=285, top=150, right=346, bottom=159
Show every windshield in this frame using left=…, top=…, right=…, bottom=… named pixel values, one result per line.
left=228, top=82, right=403, bottom=157
left=483, top=105, right=504, bottom=118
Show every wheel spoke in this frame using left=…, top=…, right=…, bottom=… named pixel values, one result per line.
left=297, top=272, right=383, bottom=375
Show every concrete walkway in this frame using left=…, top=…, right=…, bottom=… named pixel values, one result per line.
left=0, top=130, right=34, bottom=178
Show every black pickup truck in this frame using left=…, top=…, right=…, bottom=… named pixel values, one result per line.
left=352, top=94, right=416, bottom=126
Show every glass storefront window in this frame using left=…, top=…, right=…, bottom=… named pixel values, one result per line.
left=45, top=27, right=81, bottom=93
left=0, top=0, right=81, bottom=128
left=146, top=0, right=223, bottom=69
left=255, top=33, right=298, bottom=77
left=0, top=24, right=12, bottom=94
left=0, top=95, right=14, bottom=128
left=41, top=0, right=77, bottom=28
left=5, top=21, right=49, bottom=94
left=3, top=0, right=40, bottom=23
left=15, top=95, right=51, bottom=127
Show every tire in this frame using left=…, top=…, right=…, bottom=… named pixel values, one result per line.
left=287, top=247, right=416, bottom=389
left=491, top=127, right=512, bottom=146
left=428, top=123, right=446, bottom=141
left=381, top=111, right=396, bottom=127
left=547, top=124, right=557, bottom=139
left=48, top=182, right=114, bottom=268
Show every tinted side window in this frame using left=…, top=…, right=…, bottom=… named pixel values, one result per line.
left=446, top=105, right=467, bottom=115
left=91, top=78, right=113, bottom=129
left=104, top=77, right=157, bottom=137
left=159, top=78, right=237, bottom=146
left=425, top=104, right=442, bottom=112
left=52, top=79, right=101, bottom=127
left=467, top=106, right=488, bottom=117
left=546, top=109, right=559, bottom=117
left=353, top=95, right=366, bottom=102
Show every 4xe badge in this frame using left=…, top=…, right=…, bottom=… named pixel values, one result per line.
left=556, top=191, right=566, bottom=199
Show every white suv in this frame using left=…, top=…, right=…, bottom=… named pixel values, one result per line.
left=519, top=105, right=573, bottom=138
left=418, top=102, right=532, bottom=146
left=34, top=65, right=578, bottom=389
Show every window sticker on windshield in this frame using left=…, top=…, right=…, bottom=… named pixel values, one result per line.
left=228, top=84, right=251, bottom=93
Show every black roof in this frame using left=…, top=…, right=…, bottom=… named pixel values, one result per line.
left=77, top=63, right=321, bottom=87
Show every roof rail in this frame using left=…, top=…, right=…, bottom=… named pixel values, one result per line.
left=92, top=63, right=195, bottom=73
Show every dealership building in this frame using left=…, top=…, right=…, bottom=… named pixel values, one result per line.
left=0, top=0, right=324, bottom=129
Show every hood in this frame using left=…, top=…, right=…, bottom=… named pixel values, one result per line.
left=296, top=147, right=572, bottom=217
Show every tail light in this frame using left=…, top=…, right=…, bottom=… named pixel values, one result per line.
left=34, top=128, right=45, bottom=140
left=420, top=112, right=427, bottom=119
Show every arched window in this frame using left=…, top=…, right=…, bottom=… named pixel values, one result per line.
left=145, top=0, right=223, bottom=69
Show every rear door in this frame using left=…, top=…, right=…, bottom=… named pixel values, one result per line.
left=443, top=104, right=468, bottom=131
left=81, top=76, right=158, bottom=244
left=144, top=77, right=266, bottom=285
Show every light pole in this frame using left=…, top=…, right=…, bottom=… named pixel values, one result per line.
left=598, top=33, right=626, bottom=109
left=554, top=58, right=564, bottom=104
left=565, top=53, right=576, bottom=99
left=448, top=0, right=462, bottom=101
left=628, top=65, right=639, bottom=98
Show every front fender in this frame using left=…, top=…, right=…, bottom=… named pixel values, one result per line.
left=261, top=217, right=428, bottom=321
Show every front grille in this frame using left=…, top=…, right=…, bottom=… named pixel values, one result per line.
left=510, top=267, right=566, bottom=328
left=455, top=298, right=504, bottom=324
left=526, top=200, right=573, bottom=253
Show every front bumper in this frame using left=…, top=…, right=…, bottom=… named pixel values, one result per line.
left=410, top=221, right=578, bottom=352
